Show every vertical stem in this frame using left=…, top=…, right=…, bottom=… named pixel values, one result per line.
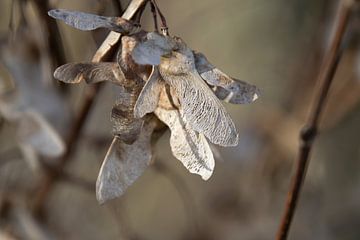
left=151, top=0, right=168, bottom=35
left=150, top=1, right=159, bottom=32
left=275, top=2, right=352, bottom=240
left=32, top=0, right=67, bottom=73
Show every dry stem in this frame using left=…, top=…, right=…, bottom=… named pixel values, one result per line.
left=275, top=1, right=352, bottom=239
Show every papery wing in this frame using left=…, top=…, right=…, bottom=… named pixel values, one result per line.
left=194, top=52, right=259, bottom=104
left=54, top=62, right=125, bottom=85
left=111, top=91, right=144, bottom=144
left=131, top=32, right=175, bottom=65
left=160, top=71, right=238, bottom=146
left=48, top=9, right=136, bottom=33
left=155, top=107, right=214, bottom=180
left=134, top=67, right=162, bottom=118
left=96, top=119, right=156, bottom=204
left=16, top=111, right=65, bottom=158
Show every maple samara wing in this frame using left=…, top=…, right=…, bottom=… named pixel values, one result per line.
left=48, top=9, right=138, bottom=34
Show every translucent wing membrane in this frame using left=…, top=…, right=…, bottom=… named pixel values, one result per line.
left=131, top=32, right=175, bottom=65
left=134, top=67, right=163, bottom=118
left=54, top=62, right=125, bottom=85
left=155, top=107, right=214, bottom=180
left=194, top=52, right=259, bottom=104
left=96, top=118, right=156, bottom=204
left=48, top=9, right=137, bottom=33
left=159, top=45, right=239, bottom=146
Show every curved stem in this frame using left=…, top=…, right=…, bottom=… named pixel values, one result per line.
left=154, top=161, right=200, bottom=235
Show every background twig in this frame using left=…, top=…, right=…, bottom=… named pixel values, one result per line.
left=275, top=1, right=352, bottom=239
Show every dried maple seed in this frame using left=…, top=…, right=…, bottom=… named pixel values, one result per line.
left=49, top=5, right=259, bottom=204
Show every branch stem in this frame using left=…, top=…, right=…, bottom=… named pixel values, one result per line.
left=275, top=2, right=352, bottom=240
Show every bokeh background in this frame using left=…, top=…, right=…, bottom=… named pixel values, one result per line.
left=1, top=0, right=360, bottom=239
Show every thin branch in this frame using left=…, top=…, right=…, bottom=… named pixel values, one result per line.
left=8, top=0, right=16, bottom=34
left=275, top=1, right=352, bottom=240
left=112, top=0, right=123, bottom=16
left=150, top=1, right=159, bottom=32
left=31, top=0, right=67, bottom=75
left=31, top=0, right=149, bottom=217
left=151, top=0, right=168, bottom=35
left=153, top=161, right=200, bottom=236
left=59, top=171, right=95, bottom=192
left=107, top=200, right=143, bottom=240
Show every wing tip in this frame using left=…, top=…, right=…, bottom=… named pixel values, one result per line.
left=47, top=9, right=56, bottom=18
left=48, top=9, right=64, bottom=20
left=54, top=64, right=83, bottom=84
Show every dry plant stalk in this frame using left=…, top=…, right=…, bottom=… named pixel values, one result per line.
left=276, top=1, right=352, bottom=239
left=46, top=0, right=259, bottom=204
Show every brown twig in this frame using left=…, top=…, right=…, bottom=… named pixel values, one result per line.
left=31, top=0, right=148, bottom=217
left=150, top=1, right=159, bottom=32
left=151, top=0, right=168, bottom=35
left=59, top=172, right=95, bottom=192
left=112, top=0, right=123, bottom=15
left=275, top=1, right=352, bottom=240
left=31, top=0, right=67, bottom=75
left=153, top=161, right=200, bottom=236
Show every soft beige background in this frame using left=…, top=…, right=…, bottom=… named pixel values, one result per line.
left=1, top=0, right=360, bottom=239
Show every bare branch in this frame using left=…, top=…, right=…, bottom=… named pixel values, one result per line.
left=276, top=1, right=352, bottom=239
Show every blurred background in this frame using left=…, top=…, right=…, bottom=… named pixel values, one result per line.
left=1, top=0, right=360, bottom=239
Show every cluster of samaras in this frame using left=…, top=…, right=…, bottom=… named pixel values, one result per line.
left=49, top=9, right=259, bottom=204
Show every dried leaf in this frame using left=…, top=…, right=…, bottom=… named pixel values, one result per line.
left=159, top=39, right=239, bottom=146
left=155, top=106, right=214, bottom=180
left=16, top=111, right=65, bottom=158
left=54, top=62, right=126, bottom=85
left=134, top=66, right=163, bottom=118
left=96, top=118, right=156, bottom=204
left=194, top=52, right=259, bottom=104
left=48, top=9, right=138, bottom=33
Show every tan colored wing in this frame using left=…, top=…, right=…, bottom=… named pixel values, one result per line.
left=160, top=65, right=239, bottom=146
left=54, top=62, right=125, bottom=85
left=134, top=67, right=163, bottom=118
left=96, top=118, right=156, bottom=204
left=194, top=52, right=259, bottom=104
left=155, top=107, right=214, bottom=180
